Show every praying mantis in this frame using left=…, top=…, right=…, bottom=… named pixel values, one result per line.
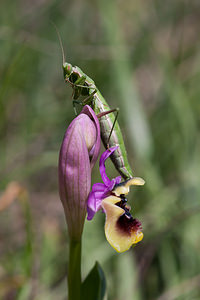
left=63, top=60, right=134, bottom=180
left=56, top=29, right=133, bottom=180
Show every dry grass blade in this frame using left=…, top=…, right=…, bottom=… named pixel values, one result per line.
left=0, top=182, right=26, bottom=212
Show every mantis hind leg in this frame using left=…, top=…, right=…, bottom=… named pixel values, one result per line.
left=97, top=108, right=119, bottom=149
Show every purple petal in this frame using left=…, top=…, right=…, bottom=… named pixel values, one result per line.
left=99, top=146, right=119, bottom=186
left=87, top=207, right=96, bottom=221
left=114, top=176, right=121, bottom=185
left=87, top=180, right=116, bottom=220
left=87, top=147, right=122, bottom=221
left=87, top=183, right=105, bottom=208
left=87, top=199, right=103, bottom=220
left=90, top=182, right=106, bottom=192
left=87, top=192, right=97, bottom=220
left=87, top=183, right=106, bottom=220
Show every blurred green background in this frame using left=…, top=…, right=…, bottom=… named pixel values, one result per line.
left=0, top=0, right=200, bottom=299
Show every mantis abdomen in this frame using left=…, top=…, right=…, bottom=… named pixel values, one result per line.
left=92, top=90, right=133, bottom=179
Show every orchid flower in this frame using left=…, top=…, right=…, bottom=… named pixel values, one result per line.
left=87, top=147, right=145, bottom=253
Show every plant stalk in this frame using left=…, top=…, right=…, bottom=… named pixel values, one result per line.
left=68, top=238, right=82, bottom=300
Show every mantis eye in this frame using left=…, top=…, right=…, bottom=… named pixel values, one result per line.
left=63, top=62, right=72, bottom=77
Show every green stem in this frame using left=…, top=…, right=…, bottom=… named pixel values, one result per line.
left=68, top=238, right=82, bottom=300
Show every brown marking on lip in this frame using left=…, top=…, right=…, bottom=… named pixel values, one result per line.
left=116, top=214, right=142, bottom=236
left=115, top=198, right=142, bottom=236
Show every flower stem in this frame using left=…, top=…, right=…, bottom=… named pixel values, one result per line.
left=68, top=238, right=82, bottom=300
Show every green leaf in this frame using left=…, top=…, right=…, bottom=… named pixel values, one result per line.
left=81, top=261, right=106, bottom=300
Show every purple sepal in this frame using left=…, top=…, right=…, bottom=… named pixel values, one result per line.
left=87, top=147, right=121, bottom=220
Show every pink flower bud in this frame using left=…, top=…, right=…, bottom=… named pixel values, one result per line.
left=58, top=106, right=100, bottom=240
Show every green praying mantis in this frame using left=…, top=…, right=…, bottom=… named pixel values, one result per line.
left=57, top=32, right=133, bottom=180
left=63, top=62, right=133, bottom=180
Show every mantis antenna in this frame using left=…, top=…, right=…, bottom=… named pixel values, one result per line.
left=51, top=22, right=66, bottom=66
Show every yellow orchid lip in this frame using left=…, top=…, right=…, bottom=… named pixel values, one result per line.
left=101, top=195, right=143, bottom=253
left=87, top=147, right=145, bottom=252
left=112, top=177, right=145, bottom=197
